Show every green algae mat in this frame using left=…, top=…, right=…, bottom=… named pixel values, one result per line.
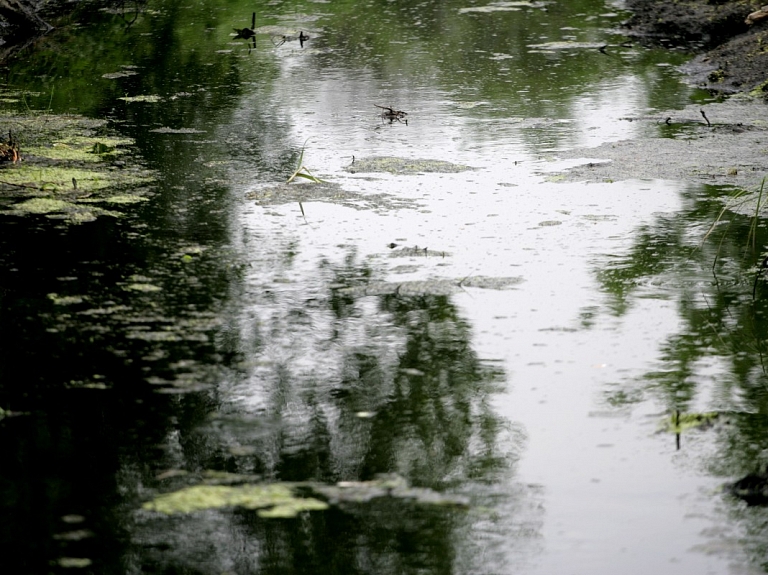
left=0, top=101, right=154, bottom=223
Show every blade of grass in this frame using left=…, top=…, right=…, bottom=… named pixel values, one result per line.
left=748, top=177, right=767, bottom=253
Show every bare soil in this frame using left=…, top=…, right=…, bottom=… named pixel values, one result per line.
left=547, top=2, right=768, bottom=195
left=624, top=0, right=768, bottom=96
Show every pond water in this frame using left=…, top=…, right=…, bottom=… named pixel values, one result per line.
left=2, top=0, right=768, bottom=573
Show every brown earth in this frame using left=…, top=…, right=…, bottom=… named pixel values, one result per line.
left=548, top=2, right=768, bottom=195
left=624, top=0, right=768, bottom=96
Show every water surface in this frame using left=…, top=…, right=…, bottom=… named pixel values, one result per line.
left=2, top=0, right=768, bottom=573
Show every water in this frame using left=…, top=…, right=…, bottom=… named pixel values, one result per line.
left=2, top=0, right=768, bottom=573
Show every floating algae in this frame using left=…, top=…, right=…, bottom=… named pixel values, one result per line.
left=0, top=103, right=155, bottom=223
left=142, top=483, right=329, bottom=518
left=142, top=473, right=468, bottom=518
left=9, top=197, right=122, bottom=223
left=344, top=156, right=474, bottom=175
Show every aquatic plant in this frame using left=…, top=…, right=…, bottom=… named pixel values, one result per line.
left=286, top=139, right=324, bottom=184
left=703, top=176, right=768, bottom=270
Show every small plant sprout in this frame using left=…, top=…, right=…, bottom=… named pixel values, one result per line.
left=286, top=139, right=324, bottom=184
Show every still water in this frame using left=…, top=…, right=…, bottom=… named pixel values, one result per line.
left=2, top=0, right=768, bottom=573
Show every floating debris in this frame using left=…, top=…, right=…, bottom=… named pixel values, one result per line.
left=272, top=30, right=310, bottom=48
left=233, top=12, right=257, bottom=39
left=375, top=104, right=408, bottom=124
left=0, top=131, right=20, bottom=163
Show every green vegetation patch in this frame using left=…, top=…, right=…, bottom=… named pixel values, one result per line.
left=345, top=156, right=474, bottom=175
left=0, top=106, right=155, bottom=223
left=2, top=165, right=117, bottom=192
left=142, top=473, right=468, bottom=517
left=25, top=135, right=130, bottom=162
left=143, top=483, right=329, bottom=518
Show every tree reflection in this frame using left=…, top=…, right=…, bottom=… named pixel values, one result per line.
left=593, top=185, right=768, bottom=453
left=133, top=251, right=523, bottom=574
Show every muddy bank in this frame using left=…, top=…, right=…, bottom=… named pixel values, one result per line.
left=625, top=0, right=768, bottom=95
left=547, top=2, right=768, bottom=194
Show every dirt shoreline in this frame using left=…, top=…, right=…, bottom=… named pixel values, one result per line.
left=624, top=0, right=768, bottom=95
left=550, top=1, right=768, bottom=194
